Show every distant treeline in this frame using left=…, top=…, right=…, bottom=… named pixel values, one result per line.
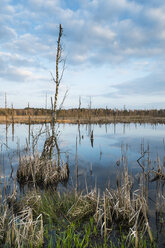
left=0, top=107, right=165, bottom=118
left=0, top=108, right=51, bottom=116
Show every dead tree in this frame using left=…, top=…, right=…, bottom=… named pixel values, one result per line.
left=51, top=24, right=64, bottom=130
left=42, top=24, right=65, bottom=166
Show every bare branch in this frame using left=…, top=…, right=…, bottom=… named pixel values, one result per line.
left=50, top=71, right=56, bottom=84
left=59, top=58, right=66, bottom=85
left=59, top=88, right=69, bottom=110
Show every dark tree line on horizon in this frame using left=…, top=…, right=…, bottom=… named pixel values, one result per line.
left=0, top=107, right=165, bottom=118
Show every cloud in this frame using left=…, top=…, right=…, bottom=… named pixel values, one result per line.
left=146, top=6, right=165, bottom=26
left=105, top=72, right=165, bottom=98
left=4, top=33, right=50, bottom=55
left=0, top=51, right=49, bottom=84
left=0, top=0, right=15, bottom=14
left=0, top=0, right=165, bottom=108
left=89, top=0, right=142, bottom=21
left=0, top=52, right=34, bottom=67
left=54, top=1, right=165, bottom=65
left=0, top=65, right=37, bottom=82
left=0, top=25, right=17, bottom=41
left=0, top=51, right=49, bottom=83
left=2, top=0, right=165, bottom=66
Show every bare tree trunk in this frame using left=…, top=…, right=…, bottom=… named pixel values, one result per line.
left=42, top=24, right=64, bottom=166
left=52, top=24, right=63, bottom=128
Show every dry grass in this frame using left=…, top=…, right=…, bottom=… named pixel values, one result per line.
left=0, top=166, right=157, bottom=247
left=0, top=183, right=43, bottom=248
left=0, top=208, right=8, bottom=243
left=0, top=207, right=43, bottom=247
left=0, top=115, right=52, bottom=124
left=67, top=190, right=97, bottom=221
left=66, top=166, right=153, bottom=246
left=7, top=208, right=43, bottom=247
left=17, top=154, right=69, bottom=187
left=1, top=114, right=165, bottom=124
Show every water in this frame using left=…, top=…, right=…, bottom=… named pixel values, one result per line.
left=0, top=122, right=165, bottom=245
left=0, top=123, right=165, bottom=187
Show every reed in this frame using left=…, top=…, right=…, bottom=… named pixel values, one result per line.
left=2, top=138, right=164, bottom=247
left=0, top=172, right=157, bottom=247
left=96, top=172, right=148, bottom=237
left=7, top=208, right=43, bottom=247
left=17, top=154, right=69, bottom=188
left=0, top=206, right=43, bottom=247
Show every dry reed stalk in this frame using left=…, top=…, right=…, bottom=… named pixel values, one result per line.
left=6, top=179, right=17, bottom=207
left=145, top=144, right=150, bottom=202
left=75, top=136, right=78, bottom=194
left=121, top=154, right=124, bottom=185
left=151, top=170, right=165, bottom=180
left=15, top=190, right=41, bottom=216
left=11, top=213, right=15, bottom=246
left=104, top=193, right=107, bottom=237
left=66, top=164, right=149, bottom=238
left=0, top=208, right=8, bottom=243
left=97, top=165, right=148, bottom=238
left=67, top=190, right=97, bottom=221
left=95, top=189, right=100, bottom=223
left=3, top=155, right=6, bottom=202
left=5, top=122, right=8, bottom=147
left=143, top=208, right=153, bottom=244
left=0, top=161, right=1, bottom=205
left=7, top=207, right=43, bottom=247
left=135, top=226, right=138, bottom=248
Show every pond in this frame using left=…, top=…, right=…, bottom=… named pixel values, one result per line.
left=0, top=122, right=165, bottom=246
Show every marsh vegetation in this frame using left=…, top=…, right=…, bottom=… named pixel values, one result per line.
left=0, top=122, right=165, bottom=247
left=1, top=107, right=165, bottom=124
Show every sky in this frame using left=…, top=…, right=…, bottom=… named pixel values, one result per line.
left=0, top=0, right=165, bottom=110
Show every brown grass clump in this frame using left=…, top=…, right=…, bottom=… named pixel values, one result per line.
left=95, top=168, right=150, bottom=242
left=0, top=209, right=8, bottom=243
left=0, top=192, right=43, bottom=247
left=66, top=166, right=151, bottom=244
left=17, top=154, right=69, bottom=187
left=6, top=208, right=43, bottom=247
left=67, top=190, right=97, bottom=221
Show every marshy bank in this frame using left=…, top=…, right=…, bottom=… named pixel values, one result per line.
left=1, top=108, right=165, bottom=124
left=1, top=163, right=164, bottom=247
left=0, top=123, right=165, bottom=247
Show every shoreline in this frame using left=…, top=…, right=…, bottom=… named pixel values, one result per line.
left=0, top=115, right=165, bottom=124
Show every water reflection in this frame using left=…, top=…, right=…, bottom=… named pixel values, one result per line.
left=12, top=123, right=14, bottom=142
left=0, top=123, right=165, bottom=181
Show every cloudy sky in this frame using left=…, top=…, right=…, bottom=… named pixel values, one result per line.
left=0, top=0, right=165, bottom=109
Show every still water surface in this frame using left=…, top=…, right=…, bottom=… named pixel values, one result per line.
left=1, top=123, right=164, bottom=186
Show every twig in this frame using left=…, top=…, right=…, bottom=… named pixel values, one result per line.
left=137, top=151, right=147, bottom=174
